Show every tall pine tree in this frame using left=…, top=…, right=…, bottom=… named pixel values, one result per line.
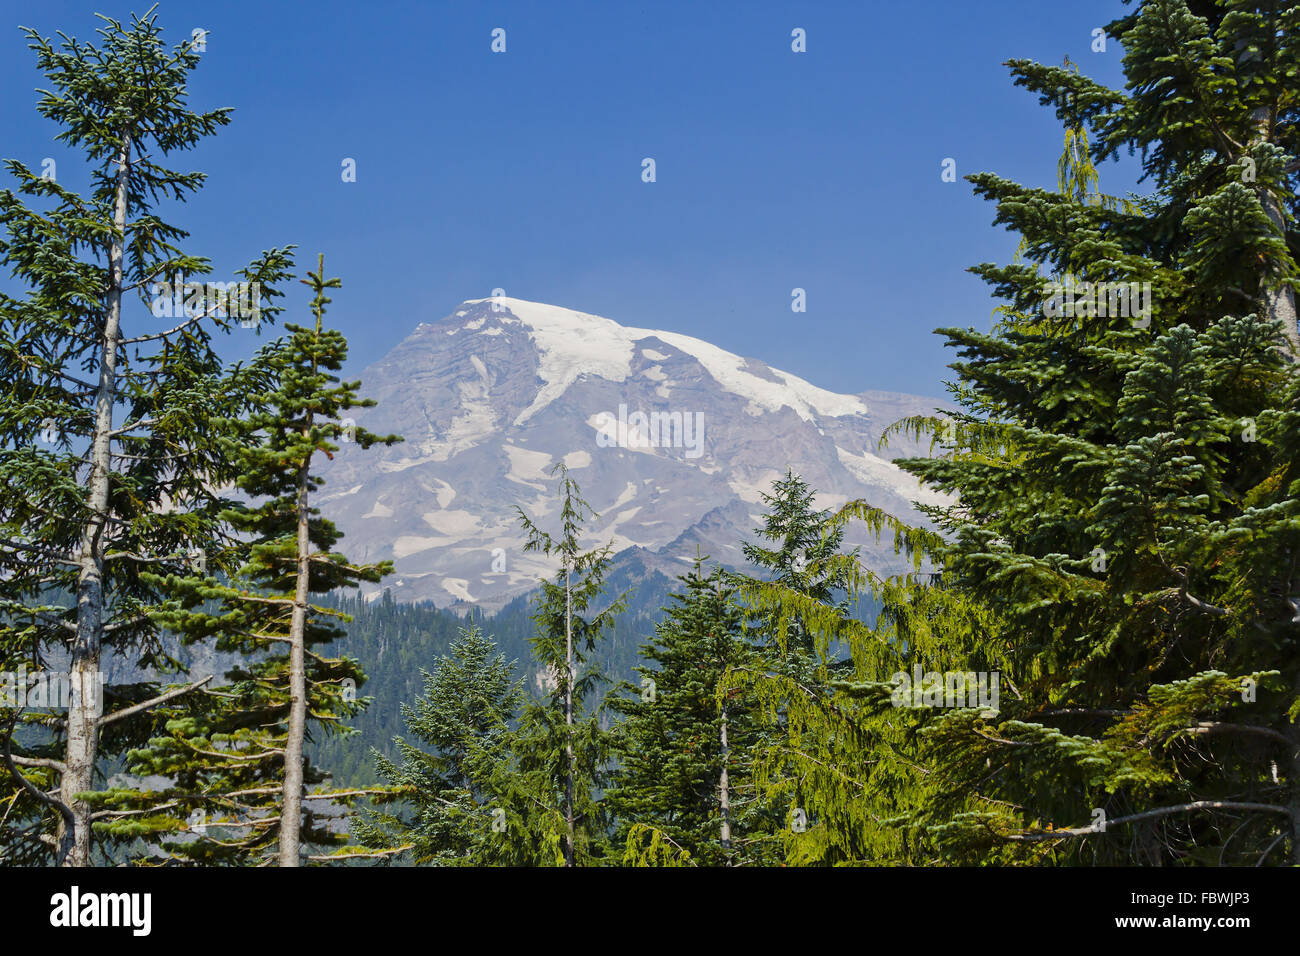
left=104, top=256, right=401, bottom=865
left=0, top=12, right=294, bottom=865
left=513, top=463, right=625, bottom=866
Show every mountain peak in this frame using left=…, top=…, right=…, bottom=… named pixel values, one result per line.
left=318, top=296, right=949, bottom=607
left=434, top=296, right=869, bottom=426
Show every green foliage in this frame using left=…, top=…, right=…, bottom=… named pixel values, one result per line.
left=97, top=257, right=402, bottom=864
left=510, top=464, right=627, bottom=865
left=892, top=0, right=1300, bottom=865
left=351, top=625, right=524, bottom=864
left=0, top=9, right=295, bottom=864
left=606, top=559, right=763, bottom=866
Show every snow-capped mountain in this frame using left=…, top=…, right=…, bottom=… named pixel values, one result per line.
left=315, top=296, right=950, bottom=608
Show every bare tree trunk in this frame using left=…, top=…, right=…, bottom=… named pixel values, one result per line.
left=564, top=559, right=575, bottom=868
left=279, top=459, right=312, bottom=867
left=720, top=703, right=732, bottom=863
left=59, top=130, right=132, bottom=867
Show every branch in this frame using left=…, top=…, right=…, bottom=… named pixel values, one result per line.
left=305, top=845, right=413, bottom=862
left=1003, top=800, right=1292, bottom=841
left=9, top=754, right=67, bottom=772
left=1180, top=590, right=1231, bottom=617
left=97, top=675, right=212, bottom=727
left=1183, top=721, right=1291, bottom=747
left=119, top=295, right=231, bottom=345
left=1, top=713, right=74, bottom=833
left=0, top=538, right=80, bottom=568
left=107, top=417, right=159, bottom=438
left=90, top=800, right=181, bottom=821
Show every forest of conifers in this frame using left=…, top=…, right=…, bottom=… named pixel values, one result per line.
left=2, top=2, right=1300, bottom=878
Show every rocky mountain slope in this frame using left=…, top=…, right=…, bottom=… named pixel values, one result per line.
left=316, top=296, right=950, bottom=608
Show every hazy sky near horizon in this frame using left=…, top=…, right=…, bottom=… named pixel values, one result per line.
left=1, top=0, right=1143, bottom=398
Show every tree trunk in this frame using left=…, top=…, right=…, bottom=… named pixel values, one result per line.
left=1289, top=708, right=1300, bottom=865
left=1249, top=106, right=1300, bottom=361
left=564, top=559, right=575, bottom=868
left=719, top=703, right=732, bottom=863
left=59, top=130, right=132, bottom=867
left=279, top=459, right=312, bottom=867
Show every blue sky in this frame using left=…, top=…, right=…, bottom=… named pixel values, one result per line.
left=1, top=0, right=1142, bottom=398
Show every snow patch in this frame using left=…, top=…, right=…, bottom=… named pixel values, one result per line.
left=422, top=510, right=481, bottom=535
left=462, top=296, right=868, bottom=426
left=393, top=535, right=453, bottom=558
left=504, top=444, right=553, bottom=488
left=442, top=578, right=475, bottom=603
left=363, top=499, right=393, bottom=519
left=835, top=446, right=953, bottom=508
left=611, top=481, right=638, bottom=509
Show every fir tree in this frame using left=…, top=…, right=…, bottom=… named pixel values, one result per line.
left=888, top=0, right=1300, bottom=865
left=738, top=469, right=857, bottom=668
left=606, top=558, right=759, bottom=866
left=721, top=470, right=876, bottom=863
left=351, top=625, right=524, bottom=864
left=0, top=12, right=294, bottom=865
left=105, top=256, right=401, bottom=865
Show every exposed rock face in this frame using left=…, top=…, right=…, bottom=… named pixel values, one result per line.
left=316, top=296, right=950, bottom=609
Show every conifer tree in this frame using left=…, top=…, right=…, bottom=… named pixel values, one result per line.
left=0, top=12, right=294, bottom=865
left=739, top=470, right=857, bottom=669
left=104, top=256, right=401, bottom=865
left=514, top=463, right=625, bottom=866
left=720, top=471, right=877, bottom=862
left=729, top=5, right=1300, bottom=866
left=607, top=558, right=759, bottom=866
left=721, top=471, right=954, bottom=865
left=352, top=625, right=523, bottom=864
left=887, top=0, right=1300, bottom=864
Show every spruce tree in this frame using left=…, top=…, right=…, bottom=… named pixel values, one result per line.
left=351, top=625, right=524, bottom=864
left=738, top=469, right=857, bottom=668
left=0, top=12, right=294, bottom=865
left=718, top=468, right=933, bottom=863
left=103, top=256, right=401, bottom=865
left=607, top=558, right=759, bottom=866
left=721, top=470, right=876, bottom=862
left=889, top=0, right=1300, bottom=864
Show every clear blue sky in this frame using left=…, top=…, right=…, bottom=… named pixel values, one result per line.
left=1, top=0, right=1141, bottom=397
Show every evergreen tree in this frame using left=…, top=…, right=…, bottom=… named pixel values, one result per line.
left=513, top=463, right=625, bottom=866
left=0, top=12, right=294, bottom=865
left=738, top=469, right=857, bottom=669
left=351, top=625, right=524, bottom=864
left=888, top=0, right=1300, bottom=865
left=607, top=558, right=759, bottom=866
left=104, top=256, right=401, bottom=865
left=720, top=472, right=926, bottom=864
left=721, top=470, right=876, bottom=863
